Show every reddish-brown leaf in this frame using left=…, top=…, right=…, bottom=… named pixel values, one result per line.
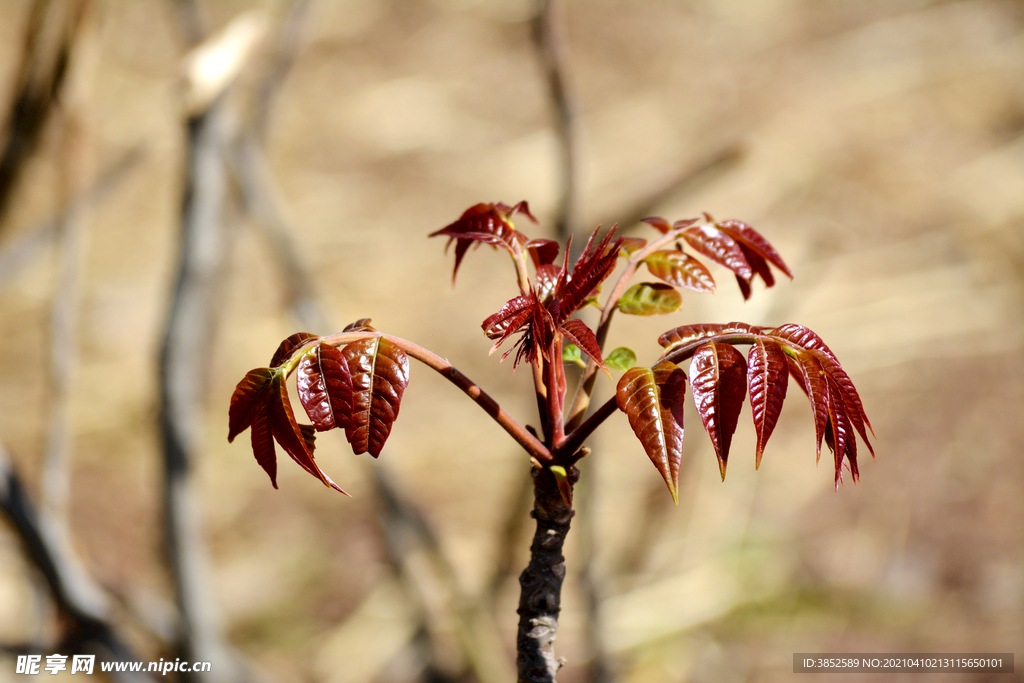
left=270, top=332, right=319, bottom=368
left=715, top=220, right=793, bottom=279
left=526, top=238, right=560, bottom=268
left=297, top=342, right=354, bottom=432
left=228, top=367, right=275, bottom=442
left=267, top=372, right=347, bottom=493
left=619, top=237, right=648, bottom=255
left=643, top=250, right=716, bottom=293
left=690, top=343, right=747, bottom=480
left=558, top=319, right=607, bottom=373
left=343, top=337, right=410, bottom=457
left=748, top=340, right=788, bottom=468
left=824, top=375, right=858, bottom=488
left=770, top=324, right=873, bottom=448
left=787, top=351, right=830, bottom=464
left=482, top=294, right=537, bottom=346
left=428, top=202, right=534, bottom=282
left=658, top=322, right=759, bottom=350
left=680, top=224, right=754, bottom=282
left=343, top=318, right=376, bottom=333
left=641, top=217, right=672, bottom=234
left=615, top=361, right=687, bottom=503
left=249, top=392, right=276, bottom=488
left=550, top=226, right=622, bottom=325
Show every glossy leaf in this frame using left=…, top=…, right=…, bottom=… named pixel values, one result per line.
left=747, top=339, right=788, bottom=467
left=343, top=318, right=376, bottom=333
left=690, top=343, right=747, bottom=480
left=605, top=346, right=637, bottom=372
left=267, top=372, right=347, bottom=493
left=641, top=217, right=671, bottom=234
left=787, top=351, right=830, bottom=465
left=549, top=227, right=622, bottom=325
left=642, top=250, right=716, bottom=293
left=558, top=318, right=607, bottom=373
left=679, top=224, right=753, bottom=282
left=228, top=367, right=275, bottom=442
left=715, top=220, right=792, bottom=279
left=658, top=322, right=758, bottom=350
left=616, top=362, right=687, bottom=502
left=526, top=238, right=559, bottom=268
left=483, top=294, right=536, bottom=345
left=297, top=342, right=354, bottom=432
left=429, top=201, right=535, bottom=283
left=618, top=282, right=683, bottom=316
left=343, top=337, right=410, bottom=457
left=270, top=332, right=319, bottom=369
left=249, top=386, right=277, bottom=488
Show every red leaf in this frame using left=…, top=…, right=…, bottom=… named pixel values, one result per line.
left=680, top=224, right=753, bottom=282
left=270, top=332, right=319, bottom=368
left=641, top=217, right=671, bottom=234
left=343, top=337, right=410, bottom=457
left=482, top=294, right=537, bottom=346
left=267, top=372, right=348, bottom=493
left=615, top=361, right=687, bottom=503
left=824, top=374, right=859, bottom=488
left=748, top=340, right=788, bottom=468
left=228, top=367, right=275, bottom=442
left=643, top=250, right=716, bottom=293
left=249, top=393, right=277, bottom=488
left=526, top=238, right=560, bottom=268
left=428, top=202, right=533, bottom=283
left=787, top=352, right=829, bottom=464
left=550, top=226, right=622, bottom=325
left=558, top=319, right=607, bottom=373
left=770, top=324, right=873, bottom=447
left=658, top=322, right=759, bottom=350
left=690, top=342, right=747, bottom=480
left=715, top=220, right=793, bottom=279
left=297, top=342, right=354, bottom=432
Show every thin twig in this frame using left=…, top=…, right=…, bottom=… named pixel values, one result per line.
left=533, top=0, right=578, bottom=244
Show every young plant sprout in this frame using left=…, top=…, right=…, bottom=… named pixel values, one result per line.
left=228, top=201, right=873, bottom=682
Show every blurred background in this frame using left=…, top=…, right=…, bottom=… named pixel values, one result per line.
left=0, top=1, right=1021, bottom=682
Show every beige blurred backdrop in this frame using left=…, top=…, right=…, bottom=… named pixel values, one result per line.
left=0, top=1, right=1021, bottom=682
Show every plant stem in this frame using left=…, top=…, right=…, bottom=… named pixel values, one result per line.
left=516, top=464, right=578, bottom=683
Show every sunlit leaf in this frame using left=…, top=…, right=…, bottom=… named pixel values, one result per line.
left=787, top=352, right=829, bottom=464
left=619, top=237, right=648, bottom=256
left=428, top=202, right=535, bottom=283
left=615, top=361, right=687, bottom=503
left=228, top=367, right=275, bottom=442
left=558, top=319, right=607, bottom=373
left=658, top=322, right=759, bottom=350
left=297, top=342, right=354, bottom=432
left=679, top=224, right=753, bottom=282
left=267, top=372, right=348, bottom=493
left=618, top=282, right=682, bottom=316
left=343, top=337, right=410, bottom=457
left=715, top=220, right=792, bottom=279
left=562, top=343, right=585, bottom=369
left=643, top=250, right=716, bottom=293
left=641, top=217, right=671, bottom=234
left=343, top=318, right=376, bottom=333
left=270, top=332, right=319, bottom=369
left=550, top=226, right=622, bottom=324
left=748, top=339, right=788, bottom=468
left=249, top=391, right=276, bottom=488
left=606, top=347, right=637, bottom=372
left=690, top=343, right=747, bottom=480
left=526, top=238, right=560, bottom=268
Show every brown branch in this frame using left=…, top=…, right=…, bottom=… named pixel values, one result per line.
left=0, top=0, right=88, bottom=228
left=516, top=465, right=577, bottom=683
left=533, top=0, right=578, bottom=244
left=0, top=442, right=158, bottom=682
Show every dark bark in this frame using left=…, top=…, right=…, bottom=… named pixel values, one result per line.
left=516, top=465, right=578, bottom=683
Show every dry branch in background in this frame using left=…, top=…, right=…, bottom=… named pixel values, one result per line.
left=0, top=442, right=157, bottom=683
